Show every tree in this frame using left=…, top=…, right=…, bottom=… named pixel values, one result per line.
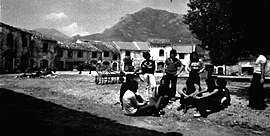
left=184, top=0, right=270, bottom=65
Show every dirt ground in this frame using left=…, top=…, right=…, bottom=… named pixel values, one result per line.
left=0, top=72, right=270, bottom=136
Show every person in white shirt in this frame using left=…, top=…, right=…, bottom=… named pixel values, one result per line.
left=122, top=80, right=165, bottom=116
left=248, top=54, right=267, bottom=110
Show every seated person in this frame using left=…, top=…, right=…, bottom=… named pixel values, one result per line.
left=121, top=77, right=165, bottom=116
left=193, top=78, right=230, bottom=118
left=216, top=79, right=231, bottom=107
left=152, top=75, right=170, bottom=108
left=176, top=78, right=201, bottom=113
left=119, top=74, right=138, bottom=109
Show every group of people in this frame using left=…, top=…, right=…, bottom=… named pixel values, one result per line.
left=119, top=49, right=268, bottom=117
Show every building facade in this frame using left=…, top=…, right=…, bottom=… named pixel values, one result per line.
left=1, top=23, right=32, bottom=73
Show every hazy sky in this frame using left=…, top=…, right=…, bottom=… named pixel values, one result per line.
left=1, top=0, right=190, bottom=36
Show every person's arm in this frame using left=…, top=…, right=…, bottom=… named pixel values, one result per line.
left=198, top=60, right=205, bottom=74
left=260, top=62, right=266, bottom=83
left=189, top=84, right=200, bottom=97
left=130, top=94, right=146, bottom=107
left=195, top=88, right=219, bottom=99
left=152, top=60, right=156, bottom=72
left=164, top=59, right=169, bottom=74
left=194, top=86, right=208, bottom=96
left=177, top=87, right=189, bottom=97
left=175, top=60, right=184, bottom=76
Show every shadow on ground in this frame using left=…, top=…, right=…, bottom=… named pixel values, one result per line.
left=0, top=88, right=182, bottom=136
left=229, top=86, right=270, bottom=103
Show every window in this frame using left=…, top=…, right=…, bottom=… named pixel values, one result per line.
left=42, top=43, right=48, bottom=53
left=179, top=53, right=185, bottom=59
left=77, top=51, right=83, bottom=58
left=159, top=49, right=164, bottom=56
left=104, top=52, right=109, bottom=57
left=113, top=55, right=118, bottom=60
left=92, top=52, right=97, bottom=58
left=22, top=35, right=28, bottom=47
left=57, top=50, right=63, bottom=57
left=67, top=51, right=73, bottom=58
left=125, top=51, right=130, bottom=56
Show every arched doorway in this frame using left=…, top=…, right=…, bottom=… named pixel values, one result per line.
left=218, top=67, right=224, bottom=75
left=40, top=59, right=49, bottom=69
left=112, top=62, right=118, bottom=71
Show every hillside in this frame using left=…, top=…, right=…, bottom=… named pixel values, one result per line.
left=33, top=28, right=69, bottom=42
left=82, top=7, right=195, bottom=44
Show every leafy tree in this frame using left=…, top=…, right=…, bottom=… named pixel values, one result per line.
left=184, top=0, right=270, bottom=65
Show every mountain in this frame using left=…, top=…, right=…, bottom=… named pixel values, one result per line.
left=81, top=7, right=195, bottom=44
left=33, top=28, right=69, bottom=42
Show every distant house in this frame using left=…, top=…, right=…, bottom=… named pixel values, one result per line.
left=76, top=39, right=121, bottom=71
left=55, top=42, right=101, bottom=70
left=113, top=41, right=149, bottom=72
left=147, top=38, right=172, bottom=72
left=172, top=44, right=195, bottom=66
left=0, top=22, right=32, bottom=73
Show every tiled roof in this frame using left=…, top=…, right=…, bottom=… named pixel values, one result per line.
left=57, top=42, right=101, bottom=51
left=87, top=40, right=111, bottom=52
left=28, top=30, right=57, bottom=42
left=172, top=45, right=194, bottom=53
left=103, top=42, right=121, bottom=54
left=1, top=22, right=32, bottom=35
left=133, top=42, right=150, bottom=51
left=147, top=38, right=171, bottom=46
left=113, top=41, right=139, bottom=50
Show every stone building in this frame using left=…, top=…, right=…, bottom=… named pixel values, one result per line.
left=113, top=41, right=149, bottom=72
left=0, top=22, right=32, bottom=73
left=55, top=42, right=101, bottom=70
left=28, top=30, right=57, bottom=70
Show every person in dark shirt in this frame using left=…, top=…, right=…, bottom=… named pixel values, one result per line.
left=141, top=52, right=156, bottom=99
left=164, top=49, right=184, bottom=100
left=187, top=51, right=205, bottom=86
left=193, top=78, right=230, bottom=118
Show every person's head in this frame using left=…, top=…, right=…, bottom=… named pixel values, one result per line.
left=126, top=74, right=134, bottom=82
left=190, top=51, right=199, bottom=62
left=128, top=80, right=138, bottom=92
left=170, top=49, right=177, bottom=58
left=143, top=52, right=151, bottom=60
left=216, top=79, right=227, bottom=87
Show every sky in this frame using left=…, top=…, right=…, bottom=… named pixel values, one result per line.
left=1, top=0, right=190, bottom=37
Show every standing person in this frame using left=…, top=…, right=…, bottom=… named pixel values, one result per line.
left=248, top=54, right=267, bottom=110
left=141, top=52, right=156, bottom=99
left=187, top=51, right=205, bottom=86
left=164, top=49, right=184, bottom=100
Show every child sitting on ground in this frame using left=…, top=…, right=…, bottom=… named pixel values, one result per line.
left=193, top=78, right=230, bottom=117
left=176, top=78, right=201, bottom=113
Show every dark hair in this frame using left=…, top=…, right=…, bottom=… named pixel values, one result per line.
left=205, top=77, right=216, bottom=89
left=127, top=80, right=138, bottom=91
left=190, top=51, right=199, bottom=62
left=170, top=49, right=177, bottom=55
left=216, top=79, right=227, bottom=87
left=126, top=74, right=134, bottom=82
left=143, top=52, right=150, bottom=58
left=185, top=78, right=196, bottom=93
